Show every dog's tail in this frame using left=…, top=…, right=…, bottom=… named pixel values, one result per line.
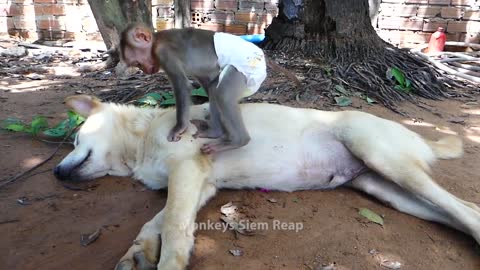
left=425, top=135, right=463, bottom=159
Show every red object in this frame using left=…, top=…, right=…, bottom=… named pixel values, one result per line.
left=427, top=27, right=446, bottom=53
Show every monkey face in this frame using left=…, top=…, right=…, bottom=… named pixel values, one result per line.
left=122, top=46, right=159, bottom=74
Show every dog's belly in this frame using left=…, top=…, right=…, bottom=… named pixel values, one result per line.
left=212, top=125, right=367, bottom=192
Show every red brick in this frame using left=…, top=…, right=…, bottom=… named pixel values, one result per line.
left=38, top=29, right=65, bottom=40
left=8, top=4, right=35, bottom=16
left=451, top=0, right=471, bottom=5
left=445, top=32, right=461, bottom=42
left=225, top=23, right=246, bottom=34
left=428, top=0, right=450, bottom=5
left=238, top=1, right=263, bottom=11
left=191, top=11, right=204, bottom=23
left=34, top=0, right=57, bottom=3
left=447, top=20, right=467, bottom=32
left=35, top=4, right=66, bottom=15
left=441, top=7, right=464, bottom=18
left=156, top=19, right=174, bottom=30
left=417, top=6, right=441, bottom=17
left=464, top=9, right=480, bottom=20
left=247, top=22, right=266, bottom=34
left=378, top=16, right=423, bottom=30
left=37, top=18, right=65, bottom=30
left=258, top=12, right=274, bottom=24
left=235, top=11, right=257, bottom=23
left=196, top=22, right=225, bottom=31
left=8, top=29, right=38, bottom=40
left=423, top=19, right=448, bottom=31
left=191, top=0, right=214, bottom=10
left=209, top=11, right=234, bottom=24
left=216, top=0, right=237, bottom=10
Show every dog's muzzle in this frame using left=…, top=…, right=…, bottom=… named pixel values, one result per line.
left=53, top=165, right=69, bottom=181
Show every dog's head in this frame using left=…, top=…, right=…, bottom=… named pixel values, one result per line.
left=54, top=95, right=133, bottom=182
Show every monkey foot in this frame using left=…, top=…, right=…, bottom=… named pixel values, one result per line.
left=191, top=119, right=223, bottom=139
left=200, top=142, right=244, bottom=155
left=167, top=124, right=188, bottom=142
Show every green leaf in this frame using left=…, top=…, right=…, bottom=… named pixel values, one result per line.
left=136, top=93, right=163, bottom=107
left=366, top=96, right=376, bottom=104
left=67, top=110, right=85, bottom=129
left=394, top=85, right=412, bottom=93
left=359, top=208, right=384, bottom=226
left=160, top=98, right=176, bottom=106
left=191, top=87, right=208, bottom=97
left=334, top=84, right=349, bottom=96
left=1, top=117, right=23, bottom=129
left=387, top=67, right=406, bottom=86
left=334, top=96, right=352, bottom=107
left=405, top=78, right=412, bottom=89
left=5, top=123, right=25, bottom=132
left=43, top=119, right=68, bottom=137
left=323, top=67, right=332, bottom=76
left=31, top=116, right=48, bottom=135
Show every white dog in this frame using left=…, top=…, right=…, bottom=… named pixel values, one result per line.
left=55, top=95, right=479, bottom=270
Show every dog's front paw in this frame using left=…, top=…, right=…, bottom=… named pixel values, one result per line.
left=115, top=238, right=160, bottom=270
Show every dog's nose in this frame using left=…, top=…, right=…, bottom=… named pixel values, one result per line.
left=53, top=165, right=68, bottom=181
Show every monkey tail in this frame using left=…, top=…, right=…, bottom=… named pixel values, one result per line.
left=266, top=57, right=301, bottom=87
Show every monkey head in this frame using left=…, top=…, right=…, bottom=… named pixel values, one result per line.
left=120, top=24, right=160, bottom=74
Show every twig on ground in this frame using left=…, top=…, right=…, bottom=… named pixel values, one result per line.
left=0, top=129, right=76, bottom=189
left=0, top=219, right=20, bottom=225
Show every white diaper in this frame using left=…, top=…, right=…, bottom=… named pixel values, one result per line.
left=214, top=32, right=267, bottom=97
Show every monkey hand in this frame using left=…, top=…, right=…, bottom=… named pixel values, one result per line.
left=167, top=123, right=187, bottom=142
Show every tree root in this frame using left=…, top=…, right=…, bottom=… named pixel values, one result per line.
left=263, top=38, right=472, bottom=111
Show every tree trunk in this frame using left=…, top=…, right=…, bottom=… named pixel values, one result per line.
left=87, top=0, right=152, bottom=66
left=174, top=0, right=191, bottom=28
left=264, top=0, right=384, bottom=60
left=262, top=0, right=454, bottom=109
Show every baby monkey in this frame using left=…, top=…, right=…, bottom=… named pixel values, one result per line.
left=120, top=23, right=267, bottom=154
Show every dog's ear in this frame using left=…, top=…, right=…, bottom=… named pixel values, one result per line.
left=65, top=95, right=102, bottom=117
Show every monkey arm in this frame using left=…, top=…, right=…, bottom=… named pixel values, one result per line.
left=157, top=47, right=193, bottom=141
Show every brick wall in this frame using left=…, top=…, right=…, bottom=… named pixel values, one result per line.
left=375, top=0, right=480, bottom=47
left=4, top=0, right=477, bottom=47
left=154, top=0, right=278, bottom=35
left=0, top=0, right=276, bottom=42
left=0, top=0, right=100, bottom=41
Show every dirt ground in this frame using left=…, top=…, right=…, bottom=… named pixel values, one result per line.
left=1, top=44, right=480, bottom=270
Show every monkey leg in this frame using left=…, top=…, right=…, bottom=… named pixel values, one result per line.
left=200, top=65, right=251, bottom=154
left=191, top=91, right=225, bottom=139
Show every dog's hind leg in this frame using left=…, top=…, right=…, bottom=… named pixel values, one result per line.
left=361, top=155, right=480, bottom=244
left=348, top=171, right=469, bottom=234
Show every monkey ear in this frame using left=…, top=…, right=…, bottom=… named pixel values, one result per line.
left=65, top=95, right=103, bottom=117
left=133, top=27, right=152, bottom=45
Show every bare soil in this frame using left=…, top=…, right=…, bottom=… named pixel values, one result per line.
left=1, top=44, right=480, bottom=270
